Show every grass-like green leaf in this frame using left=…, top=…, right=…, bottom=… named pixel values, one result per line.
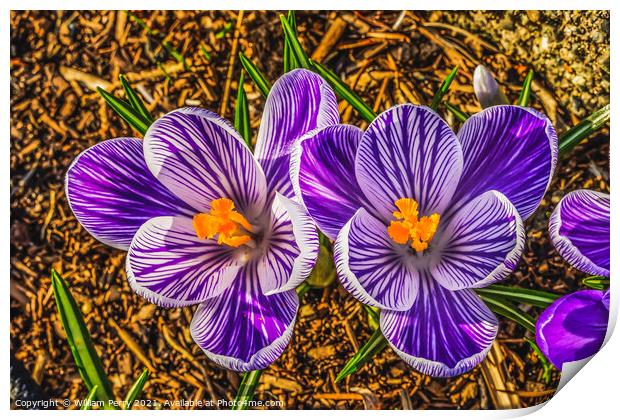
left=124, top=368, right=150, bottom=409
left=477, top=294, right=536, bottom=333
left=311, top=61, right=376, bottom=123
left=283, top=10, right=300, bottom=72
left=559, top=104, right=610, bottom=156
left=582, top=275, right=610, bottom=290
left=81, top=385, right=99, bottom=410
left=516, top=69, right=534, bottom=107
left=97, top=87, right=150, bottom=135
left=119, top=74, right=153, bottom=125
left=430, top=66, right=459, bottom=111
left=232, top=370, right=263, bottom=410
left=363, top=304, right=380, bottom=330
left=476, top=284, right=558, bottom=308
left=239, top=52, right=271, bottom=98
left=234, top=72, right=252, bottom=149
left=336, top=328, right=388, bottom=383
left=445, top=102, right=469, bottom=123
left=524, top=337, right=555, bottom=384
left=280, top=14, right=311, bottom=69
left=51, top=270, right=117, bottom=409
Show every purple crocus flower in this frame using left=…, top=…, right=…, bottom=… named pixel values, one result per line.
left=536, top=189, right=610, bottom=369
left=66, top=69, right=339, bottom=371
left=292, top=104, right=557, bottom=376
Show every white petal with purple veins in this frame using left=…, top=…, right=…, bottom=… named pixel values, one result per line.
left=66, top=137, right=194, bottom=250
left=258, top=193, right=319, bottom=295
left=127, top=216, right=241, bottom=307
left=381, top=273, right=498, bottom=377
left=290, top=124, right=366, bottom=239
left=356, top=104, right=463, bottom=221
left=334, top=208, right=420, bottom=311
left=254, top=69, right=339, bottom=197
left=549, top=189, right=610, bottom=276
left=190, top=264, right=299, bottom=371
left=144, top=107, right=268, bottom=218
left=452, top=105, right=557, bottom=221
left=431, top=191, right=525, bottom=290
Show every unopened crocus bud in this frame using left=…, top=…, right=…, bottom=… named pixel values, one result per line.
left=473, top=65, right=509, bottom=108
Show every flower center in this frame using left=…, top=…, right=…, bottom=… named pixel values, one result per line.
left=387, top=198, right=440, bottom=253
left=193, top=198, right=255, bottom=248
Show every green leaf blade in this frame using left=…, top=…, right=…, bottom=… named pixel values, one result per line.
left=430, top=66, right=459, bottom=110
left=445, top=102, right=469, bottom=123
left=234, top=72, right=252, bottom=150
left=335, top=328, right=388, bottom=383
left=283, top=10, right=300, bottom=72
left=51, top=270, right=117, bottom=409
left=477, top=293, right=536, bottom=333
left=559, top=104, right=610, bottom=156
left=311, top=61, right=376, bottom=123
left=239, top=53, right=271, bottom=98
left=516, top=69, right=534, bottom=107
left=476, top=284, right=559, bottom=308
left=280, top=14, right=311, bottom=69
left=124, top=368, right=150, bottom=409
left=81, top=385, right=99, bottom=410
left=119, top=74, right=153, bottom=124
left=97, top=87, right=150, bottom=135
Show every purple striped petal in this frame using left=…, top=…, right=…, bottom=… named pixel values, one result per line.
left=431, top=191, right=525, bottom=290
left=334, top=208, right=420, bottom=311
left=254, top=69, right=339, bottom=198
left=549, top=189, right=610, bottom=276
left=291, top=124, right=366, bottom=239
left=473, top=65, right=509, bottom=108
left=356, top=105, right=463, bottom=221
left=144, top=107, right=268, bottom=218
left=66, top=138, right=194, bottom=250
left=381, top=274, right=498, bottom=377
left=536, top=290, right=608, bottom=369
left=127, top=216, right=240, bottom=307
left=258, top=193, right=319, bottom=294
left=452, top=106, right=558, bottom=220
left=190, top=264, right=298, bottom=371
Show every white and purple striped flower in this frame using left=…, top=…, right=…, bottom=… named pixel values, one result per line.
left=292, top=104, right=558, bottom=377
left=66, top=69, right=340, bottom=371
left=536, top=189, right=610, bottom=369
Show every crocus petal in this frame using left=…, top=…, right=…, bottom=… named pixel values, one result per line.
left=144, top=107, right=268, bottom=218
left=258, top=193, right=319, bottom=294
left=127, top=216, right=240, bottom=307
left=452, top=105, right=558, bottom=220
left=66, top=138, right=194, bottom=250
left=549, top=189, right=610, bottom=276
left=356, top=104, right=463, bottom=221
left=473, top=65, right=509, bottom=108
left=334, top=208, right=420, bottom=311
left=291, top=124, right=366, bottom=239
left=431, top=191, right=525, bottom=290
left=536, top=290, right=609, bottom=369
left=381, top=274, right=498, bottom=377
left=190, top=265, right=298, bottom=371
left=254, top=69, right=339, bottom=198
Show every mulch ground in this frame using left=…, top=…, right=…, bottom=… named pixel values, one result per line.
left=10, top=10, right=610, bottom=409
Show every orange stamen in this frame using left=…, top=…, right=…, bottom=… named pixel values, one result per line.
left=387, top=198, right=440, bottom=253
left=193, top=198, right=254, bottom=248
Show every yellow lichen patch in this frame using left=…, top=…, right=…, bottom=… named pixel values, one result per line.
left=193, top=198, right=253, bottom=248
left=387, top=198, right=440, bottom=252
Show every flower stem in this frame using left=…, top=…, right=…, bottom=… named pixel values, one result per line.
left=232, top=370, right=263, bottom=410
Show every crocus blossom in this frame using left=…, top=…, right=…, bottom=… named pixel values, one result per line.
left=536, top=189, right=610, bottom=369
left=292, top=104, right=557, bottom=376
left=66, top=69, right=339, bottom=371
left=473, top=65, right=509, bottom=109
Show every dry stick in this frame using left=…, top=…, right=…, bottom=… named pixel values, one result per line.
left=311, top=17, right=347, bottom=62
left=479, top=342, right=522, bottom=409
left=219, top=10, right=244, bottom=116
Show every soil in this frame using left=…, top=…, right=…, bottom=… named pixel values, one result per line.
left=10, top=10, right=610, bottom=409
